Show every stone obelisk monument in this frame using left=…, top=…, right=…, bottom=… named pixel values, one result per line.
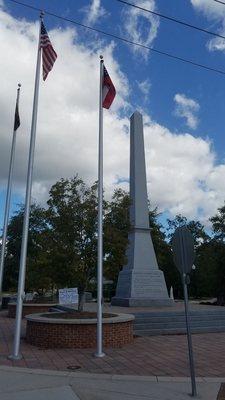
left=112, top=111, right=172, bottom=306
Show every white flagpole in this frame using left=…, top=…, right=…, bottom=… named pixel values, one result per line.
left=95, top=55, right=105, bottom=357
left=9, top=12, right=43, bottom=360
left=0, top=83, right=21, bottom=299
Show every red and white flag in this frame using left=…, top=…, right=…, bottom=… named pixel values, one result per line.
left=102, top=65, right=116, bottom=109
left=40, top=21, right=57, bottom=81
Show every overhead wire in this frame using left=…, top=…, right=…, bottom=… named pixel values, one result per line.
left=213, top=0, right=225, bottom=5
left=115, top=0, right=225, bottom=41
left=6, top=0, right=225, bottom=77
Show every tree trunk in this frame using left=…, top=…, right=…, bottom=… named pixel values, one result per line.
left=78, top=291, right=85, bottom=312
left=217, top=294, right=225, bottom=306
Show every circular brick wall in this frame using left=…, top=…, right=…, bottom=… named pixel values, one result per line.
left=8, top=303, right=57, bottom=318
left=26, top=312, right=134, bottom=349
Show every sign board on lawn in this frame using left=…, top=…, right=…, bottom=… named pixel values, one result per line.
left=25, top=292, right=34, bottom=301
left=59, top=288, right=78, bottom=305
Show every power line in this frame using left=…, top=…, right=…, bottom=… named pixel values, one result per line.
left=213, top=0, right=225, bottom=5
left=7, top=0, right=225, bottom=77
left=115, top=0, right=225, bottom=41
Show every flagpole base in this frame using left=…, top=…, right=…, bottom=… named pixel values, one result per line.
left=8, top=353, right=22, bottom=361
left=94, top=351, right=105, bottom=358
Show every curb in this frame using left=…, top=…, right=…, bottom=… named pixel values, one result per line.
left=0, top=365, right=225, bottom=383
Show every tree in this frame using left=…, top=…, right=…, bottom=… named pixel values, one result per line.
left=166, top=214, right=210, bottom=298
left=209, top=204, right=225, bottom=303
left=167, top=214, right=209, bottom=246
left=104, top=189, right=130, bottom=289
left=149, top=209, right=181, bottom=298
left=4, top=204, right=49, bottom=293
left=46, top=176, right=98, bottom=310
left=4, top=179, right=131, bottom=308
left=193, top=240, right=220, bottom=300
left=210, top=203, right=225, bottom=240
left=8, top=176, right=221, bottom=306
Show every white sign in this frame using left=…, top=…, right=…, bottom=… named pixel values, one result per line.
left=59, top=288, right=78, bottom=305
left=25, top=292, right=34, bottom=301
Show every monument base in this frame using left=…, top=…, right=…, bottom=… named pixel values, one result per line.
left=111, top=297, right=174, bottom=307
left=111, top=268, right=173, bottom=307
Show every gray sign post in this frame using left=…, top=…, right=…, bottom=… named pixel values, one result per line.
left=171, top=226, right=197, bottom=397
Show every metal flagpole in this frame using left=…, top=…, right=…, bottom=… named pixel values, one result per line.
left=0, top=84, right=21, bottom=299
left=183, top=273, right=197, bottom=397
left=95, top=55, right=105, bottom=358
left=9, top=12, right=43, bottom=360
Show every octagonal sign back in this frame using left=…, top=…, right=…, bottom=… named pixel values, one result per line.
left=171, top=226, right=195, bottom=275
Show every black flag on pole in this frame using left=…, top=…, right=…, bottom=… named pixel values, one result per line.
left=14, top=102, right=20, bottom=131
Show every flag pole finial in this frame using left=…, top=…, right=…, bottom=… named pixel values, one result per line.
left=40, top=10, right=44, bottom=19
left=17, top=83, right=21, bottom=95
left=100, top=55, right=104, bottom=63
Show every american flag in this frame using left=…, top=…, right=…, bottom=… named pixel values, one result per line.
left=40, top=22, right=57, bottom=81
left=102, top=65, right=116, bottom=109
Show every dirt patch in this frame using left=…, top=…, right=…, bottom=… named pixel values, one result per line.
left=41, top=311, right=117, bottom=319
left=24, top=298, right=57, bottom=304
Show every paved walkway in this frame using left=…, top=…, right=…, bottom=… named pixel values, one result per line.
left=1, top=307, right=225, bottom=377
left=0, top=366, right=222, bottom=400
left=1, top=303, right=225, bottom=399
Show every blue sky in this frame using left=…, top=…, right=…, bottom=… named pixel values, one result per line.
left=1, top=0, right=225, bottom=229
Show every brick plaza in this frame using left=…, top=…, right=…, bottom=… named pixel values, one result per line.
left=1, top=309, right=225, bottom=377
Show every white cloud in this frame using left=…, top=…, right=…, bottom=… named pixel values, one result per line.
left=144, top=121, right=223, bottom=224
left=174, top=93, right=200, bottom=130
left=84, top=0, right=107, bottom=25
left=190, top=0, right=225, bottom=19
left=1, top=5, right=225, bottom=226
left=207, top=22, right=225, bottom=52
left=0, top=5, right=129, bottom=200
left=137, top=79, right=151, bottom=100
left=190, top=0, right=225, bottom=53
left=121, top=0, right=159, bottom=60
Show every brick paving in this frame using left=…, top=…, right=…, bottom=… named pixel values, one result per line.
left=1, top=310, right=225, bottom=377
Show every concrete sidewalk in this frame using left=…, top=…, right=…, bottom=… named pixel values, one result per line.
left=0, top=366, right=222, bottom=400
